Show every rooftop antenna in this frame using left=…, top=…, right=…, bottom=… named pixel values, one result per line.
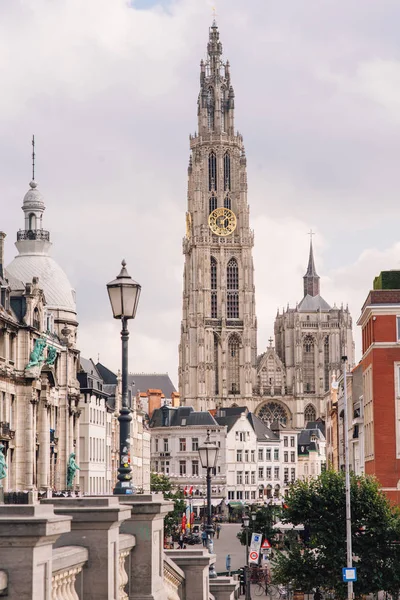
left=32, top=135, right=36, bottom=182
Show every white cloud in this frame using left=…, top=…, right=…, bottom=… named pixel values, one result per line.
left=2, top=0, right=400, bottom=386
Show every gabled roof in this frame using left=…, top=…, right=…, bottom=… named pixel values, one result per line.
left=96, top=362, right=117, bottom=385
left=305, top=420, right=326, bottom=437
left=128, top=374, right=176, bottom=399
left=298, top=294, right=331, bottom=312
left=79, top=357, right=102, bottom=379
left=247, top=413, right=279, bottom=442
left=150, top=406, right=217, bottom=428
left=214, top=414, right=241, bottom=433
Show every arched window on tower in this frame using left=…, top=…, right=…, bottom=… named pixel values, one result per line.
left=228, top=334, right=240, bottom=394
left=209, top=195, right=217, bottom=214
left=304, top=403, right=317, bottom=425
left=303, top=335, right=315, bottom=393
left=211, top=257, right=217, bottom=319
left=208, top=151, right=217, bottom=191
left=258, top=402, right=288, bottom=427
left=224, top=152, right=231, bottom=191
left=29, top=213, right=37, bottom=230
left=324, top=336, right=330, bottom=392
left=207, top=87, right=215, bottom=131
left=224, top=195, right=231, bottom=210
left=227, top=258, right=239, bottom=319
left=214, top=333, right=219, bottom=395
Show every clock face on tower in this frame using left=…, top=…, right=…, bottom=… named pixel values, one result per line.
left=208, top=207, right=237, bottom=237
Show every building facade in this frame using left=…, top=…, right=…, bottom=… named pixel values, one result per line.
left=1, top=176, right=81, bottom=492
left=179, top=21, right=257, bottom=411
left=357, top=271, right=400, bottom=503
left=149, top=405, right=227, bottom=510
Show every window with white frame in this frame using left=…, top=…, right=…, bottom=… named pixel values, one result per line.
left=290, top=436, right=295, bottom=447
left=245, top=471, right=249, bottom=484
left=251, top=471, right=256, bottom=484
left=274, top=449, right=279, bottom=461
left=266, top=467, right=272, bottom=479
left=192, top=438, right=199, bottom=451
left=266, top=449, right=271, bottom=461
left=179, top=438, right=186, bottom=452
left=291, top=452, right=295, bottom=462
left=258, top=467, right=264, bottom=479
left=244, top=450, right=249, bottom=462
left=284, top=452, right=288, bottom=462
left=284, top=468, right=289, bottom=483
left=258, top=449, right=263, bottom=461
left=251, top=450, right=255, bottom=462
left=274, top=467, right=279, bottom=480
left=291, top=468, right=296, bottom=482
left=284, top=437, right=288, bottom=447
left=237, top=450, right=243, bottom=462
left=192, top=461, right=199, bottom=476
left=251, top=491, right=256, bottom=499
left=237, top=491, right=243, bottom=500
left=228, top=491, right=235, bottom=499
left=237, top=471, right=243, bottom=484
left=245, top=491, right=250, bottom=500
left=179, top=461, right=186, bottom=476
left=155, top=438, right=159, bottom=452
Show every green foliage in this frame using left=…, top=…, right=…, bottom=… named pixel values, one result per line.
left=272, top=470, right=400, bottom=598
left=150, top=472, right=185, bottom=536
left=236, top=503, right=280, bottom=547
left=373, top=270, right=400, bottom=290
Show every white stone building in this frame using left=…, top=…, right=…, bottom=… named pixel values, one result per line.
left=0, top=176, right=81, bottom=492
left=297, top=423, right=326, bottom=480
left=149, top=405, right=227, bottom=509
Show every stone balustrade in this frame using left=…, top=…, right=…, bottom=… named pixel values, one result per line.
left=52, top=545, right=88, bottom=600
left=119, top=534, right=136, bottom=600
left=164, top=555, right=185, bottom=600
left=0, top=496, right=217, bottom=600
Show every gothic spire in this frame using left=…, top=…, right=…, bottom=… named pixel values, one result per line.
left=303, top=235, right=320, bottom=297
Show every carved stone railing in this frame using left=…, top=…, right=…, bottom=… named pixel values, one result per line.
left=119, top=533, right=136, bottom=599
left=164, top=554, right=185, bottom=600
left=52, top=545, right=88, bottom=600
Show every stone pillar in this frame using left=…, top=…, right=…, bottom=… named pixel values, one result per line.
left=41, top=496, right=131, bottom=600
left=165, top=549, right=216, bottom=600
left=39, top=400, right=50, bottom=490
left=25, top=397, right=35, bottom=489
left=0, top=504, right=71, bottom=600
left=119, top=494, right=174, bottom=600
left=209, top=577, right=239, bottom=600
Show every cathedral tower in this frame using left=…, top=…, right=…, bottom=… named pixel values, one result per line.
left=179, top=21, right=257, bottom=410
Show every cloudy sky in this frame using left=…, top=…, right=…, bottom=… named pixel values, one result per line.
left=2, top=0, right=400, bottom=386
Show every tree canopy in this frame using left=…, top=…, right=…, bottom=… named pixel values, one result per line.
left=150, top=473, right=185, bottom=537
left=273, top=470, right=400, bottom=599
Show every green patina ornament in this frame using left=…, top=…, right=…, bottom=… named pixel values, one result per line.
left=0, top=443, right=7, bottom=483
left=26, top=338, right=47, bottom=368
left=46, top=346, right=57, bottom=366
left=66, top=452, right=80, bottom=489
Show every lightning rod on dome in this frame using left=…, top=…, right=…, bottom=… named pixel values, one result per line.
left=32, top=135, right=36, bottom=182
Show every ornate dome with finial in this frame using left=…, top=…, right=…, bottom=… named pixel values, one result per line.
left=6, top=180, right=76, bottom=314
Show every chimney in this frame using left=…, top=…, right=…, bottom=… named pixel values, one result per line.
left=0, top=232, right=6, bottom=278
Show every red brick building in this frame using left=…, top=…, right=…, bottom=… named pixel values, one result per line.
left=357, top=271, right=400, bottom=504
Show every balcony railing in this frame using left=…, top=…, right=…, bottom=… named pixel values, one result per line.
left=0, top=422, right=15, bottom=440
left=17, top=229, right=50, bottom=241
left=52, top=545, right=88, bottom=600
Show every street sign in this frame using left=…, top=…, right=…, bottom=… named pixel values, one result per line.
left=249, top=550, right=259, bottom=562
left=342, top=567, right=357, bottom=582
left=261, top=539, right=271, bottom=549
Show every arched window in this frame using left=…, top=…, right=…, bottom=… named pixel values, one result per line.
left=258, top=402, right=288, bottom=426
left=211, top=257, right=217, bottom=319
left=227, top=258, right=239, bottom=319
left=303, top=335, right=315, bottom=393
left=33, top=307, right=40, bottom=331
left=304, top=404, right=317, bottom=424
left=29, top=213, right=37, bottom=230
left=224, top=152, right=231, bottom=190
left=207, top=87, right=214, bottom=131
left=214, top=333, right=219, bottom=395
left=208, top=152, right=217, bottom=191
left=224, top=195, right=231, bottom=210
left=209, top=195, right=217, bottom=214
left=228, top=334, right=240, bottom=394
left=324, top=336, right=329, bottom=392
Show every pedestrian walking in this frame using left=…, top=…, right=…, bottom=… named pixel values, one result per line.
left=201, top=530, right=207, bottom=547
left=179, top=532, right=184, bottom=549
left=216, top=524, right=221, bottom=539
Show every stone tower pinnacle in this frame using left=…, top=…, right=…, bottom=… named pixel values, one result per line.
left=303, top=237, right=320, bottom=297
left=179, top=23, right=257, bottom=411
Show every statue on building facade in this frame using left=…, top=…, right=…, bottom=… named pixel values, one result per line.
left=66, top=452, right=80, bottom=488
left=26, top=338, right=47, bottom=368
left=0, top=444, right=7, bottom=483
left=46, top=346, right=57, bottom=366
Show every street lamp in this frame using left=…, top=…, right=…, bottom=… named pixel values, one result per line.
left=198, top=430, right=219, bottom=578
left=107, top=260, right=141, bottom=495
left=243, top=513, right=252, bottom=600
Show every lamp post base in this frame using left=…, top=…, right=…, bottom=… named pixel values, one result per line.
left=113, top=482, right=134, bottom=495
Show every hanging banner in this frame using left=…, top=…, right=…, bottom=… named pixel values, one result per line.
left=249, top=532, right=262, bottom=564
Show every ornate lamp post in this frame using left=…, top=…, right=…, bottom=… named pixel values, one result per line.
left=198, top=430, right=219, bottom=578
left=243, top=513, right=252, bottom=600
left=107, top=260, right=141, bottom=495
